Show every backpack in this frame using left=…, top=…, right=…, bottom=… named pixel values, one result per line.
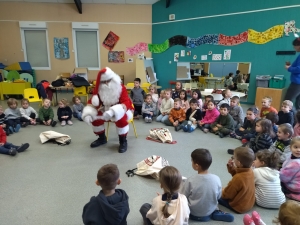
left=51, top=79, right=65, bottom=87
left=71, top=76, right=90, bottom=87
left=126, top=155, right=170, bottom=179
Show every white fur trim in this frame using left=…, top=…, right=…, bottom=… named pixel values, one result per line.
left=93, top=125, right=105, bottom=133
left=110, top=104, right=125, bottom=121
left=116, top=125, right=129, bottom=135
left=100, top=67, right=114, bottom=81
left=91, top=95, right=100, bottom=107
left=82, top=105, right=98, bottom=120
left=126, top=110, right=133, bottom=121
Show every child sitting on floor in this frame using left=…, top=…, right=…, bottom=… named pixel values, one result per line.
left=180, top=149, right=234, bottom=222
left=130, top=78, right=146, bottom=119
left=202, top=95, right=214, bottom=117
left=217, top=89, right=232, bottom=109
left=172, top=81, right=182, bottom=99
left=20, top=98, right=39, bottom=126
left=266, top=112, right=279, bottom=142
left=82, top=164, right=129, bottom=225
left=4, top=98, right=21, bottom=133
left=140, top=166, right=190, bottom=225
left=211, top=103, right=234, bottom=138
left=57, top=98, right=73, bottom=126
left=0, top=125, right=29, bottom=156
left=179, top=90, right=189, bottom=112
left=157, top=90, right=165, bottom=116
left=148, top=84, right=159, bottom=104
left=199, top=100, right=220, bottom=133
left=0, top=105, right=9, bottom=136
left=277, top=100, right=294, bottom=126
left=156, top=89, right=174, bottom=124
left=142, top=94, right=156, bottom=123
left=260, top=96, right=278, bottom=118
left=72, top=96, right=84, bottom=121
left=166, top=98, right=186, bottom=131
left=39, top=98, right=57, bottom=127
left=280, top=136, right=300, bottom=202
left=181, top=99, right=202, bottom=133
left=191, top=89, right=203, bottom=110
left=253, top=149, right=285, bottom=209
left=269, top=123, right=293, bottom=168
left=229, top=96, right=244, bottom=128
left=219, top=147, right=255, bottom=214
left=230, top=107, right=259, bottom=143
left=293, top=110, right=300, bottom=137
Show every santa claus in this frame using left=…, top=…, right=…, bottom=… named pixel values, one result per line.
left=82, top=67, right=133, bottom=153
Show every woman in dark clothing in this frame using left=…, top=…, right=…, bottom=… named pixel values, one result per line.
left=285, top=38, right=300, bottom=109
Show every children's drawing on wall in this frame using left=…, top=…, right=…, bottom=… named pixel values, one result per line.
left=201, top=55, right=207, bottom=60
left=212, top=54, right=222, bottom=60
left=181, top=50, right=185, bottom=57
left=54, top=38, right=69, bottom=59
left=223, top=49, right=231, bottom=60
left=102, top=31, right=120, bottom=51
left=128, top=58, right=133, bottom=63
left=108, top=51, right=125, bottom=63
left=174, top=53, right=179, bottom=62
left=193, top=55, right=197, bottom=60
left=187, top=51, right=191, bottom=56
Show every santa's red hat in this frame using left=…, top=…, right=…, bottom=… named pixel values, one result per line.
left=93, top=67, right=115, bottom=95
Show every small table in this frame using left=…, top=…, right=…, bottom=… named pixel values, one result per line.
left=204, top=77, right=223, bottom=89
left=0, top=82, right=31, bottom=100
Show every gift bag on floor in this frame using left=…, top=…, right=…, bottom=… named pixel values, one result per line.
left=39, top=131, right=71, bottom=146
left=149, top=128, right=173, bottom=143
left=126, top=155, right=169, bottom=180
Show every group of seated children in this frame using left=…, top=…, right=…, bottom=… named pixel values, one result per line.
left=82, top=148, right=300, bottom=225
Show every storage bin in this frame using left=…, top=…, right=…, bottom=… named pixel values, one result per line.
left=269, top=78, right=286, bottom=89
left=256, top=75, right=271, bottom=88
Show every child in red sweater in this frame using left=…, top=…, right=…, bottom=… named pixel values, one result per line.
left=0, top=126, right=29, bottom=156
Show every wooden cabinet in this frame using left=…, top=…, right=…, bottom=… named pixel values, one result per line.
left=0, top=82, right=31, bottom=100
left=255, top=87, right=287, bottom=111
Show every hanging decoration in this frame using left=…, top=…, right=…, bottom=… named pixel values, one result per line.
left=125, top=20, right=299, bottom=55
left=108, top=51, right=124, bottom=63
left=102, top=31, right=119, bottom=51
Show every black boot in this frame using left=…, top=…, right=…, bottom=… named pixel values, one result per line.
left=90, top=132, right=107, bottom=148
left=118, top=135, right=127, bottom=153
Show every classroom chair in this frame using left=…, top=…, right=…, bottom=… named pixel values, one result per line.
left=24, top=88, right=42, bottom=106
left=198, top=77, right=207, bottom=89
left=73, top=86, right=89, bottom=103
left=1, top=70, right=8, bottom=79
left=126, top=82, right=134, bottom=94
left=106, top=117, right=137, bottom=141
left=169, top=81, right=176, bottom=90
left=141, top=83, right=151, bottom=94
left=6, top=70, right=20, bottom=81
left=20, top=73, right=33, bottom=83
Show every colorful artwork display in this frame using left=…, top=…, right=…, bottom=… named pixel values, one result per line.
left=223, top=50, right=231, bottom=60
left=125, top=20, right=299, bottom=55
left=108, top=51, right=125, bottom=63
left=102, top=31, right=119, bottom=51
left=126, top=42, right=148, bottom=56
left=54, top=38, right=69, bottom=59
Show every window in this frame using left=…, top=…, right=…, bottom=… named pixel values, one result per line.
left=72, top=23, right=100, bottom=70
left=20, top=22, right=50, bottom=70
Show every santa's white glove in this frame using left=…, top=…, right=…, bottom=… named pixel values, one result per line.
left=84, top=116, right=93, bottom=125
left=99, top=110, right=114, bottom=121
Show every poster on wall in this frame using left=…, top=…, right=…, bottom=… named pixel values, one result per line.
left=212, top=54, right=222, bottom=60
left=201, top=55, right=207, bottom=60
left=108, top=51, right=125, bottom=63
left=54, top=38, right=69, bottom=59
left=181, top=50, right=185, bottom=57
left=187, top=51, right=191, bottom=56
left=223, top=49, right=231, bottom=60
left=102, top=31, right=120, bottom=51
left=174, top=53, right=179, bottom=62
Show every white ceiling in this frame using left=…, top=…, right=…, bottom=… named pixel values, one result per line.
left=0, top=0, right=160, bottom=4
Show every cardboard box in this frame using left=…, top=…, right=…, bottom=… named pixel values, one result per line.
left=73, top=68, right=88, bottom=81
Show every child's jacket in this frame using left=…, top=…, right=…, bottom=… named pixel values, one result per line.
left=269, top=139, right=291, bottom=164
left=211, top=114, right=235, bottom=130
left=142, top=102, right=156, bottom=114
left=229, top=105, right=244, bottom=125
left=260, top=106, right=278, bottom=118
left=249, top=133, right=273, bottom=153
left=0, top=126, right=7, bottom=144
left=222, top=166, right=255, bottom=213
left=39, top=107, right=54, bottom=121
left=169, top=108, right=186, bottom=124
left=57, top=106, right=73, bottom=118
left=82, top=189, right=129, bottom=225
left=200, top=108, right=220, bottom=124
left=185, top=108, right=202, bottom=122
left=241, top=117, right=258, bottom=134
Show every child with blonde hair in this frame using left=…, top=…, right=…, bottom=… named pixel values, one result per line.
left=280, top=136, right=300, bottom=201
left=157, top=90, right=165, bottom=114
left=20, top=98, right=39, bottom=126
left=217, top=89, right=232, bottom=109
left=72, top=96, right=84, bottom=121
left=140, top=166, right=190, bottom=225
left=148, top=84, right=158, bottom=104
left=156, top=89, right=174, bottom=124
left=260, top=96, right=278, bottom=118
left=273, top=200, right=300, bottom=225
left=4, top=98, right=21, bottom=133
left=57, top=98, right=73, bottom=126
left=277, top=100, right=294, bottom=126
left=253, top=149, right=285, bottom=208
left=39, top=98, right=57, bottom=127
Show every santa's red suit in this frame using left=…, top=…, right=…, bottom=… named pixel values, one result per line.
left=82, top=67, right=133, bottom=153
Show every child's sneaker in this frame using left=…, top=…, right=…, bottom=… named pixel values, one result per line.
left=148, top=117, right=152, bottom=123
left=230, top=132, right=236, bottom=138
left=17, top=143, right=29, bottom=153
left=14, top=124, right=21, bottom=133
left=212, top=210, right=234, bottom=222
left=61, top=121, right=66, bottom=126
left=67, top=120, right=73, bottom=125
left=175, top=125, right=182, bottom=131
left=227, top=149, right=234, bottom=155
left=182, top=125, right=188, bottom=132
left=203, top=128, right=209, bottom=133
left=51, top=120, right=57, bottom=127
left=9, top=148, right=17, bottom=156
left=252, top=211, right=266, bottom=225
left=219, top=133, right=224, bottom=138
left=243, top=214, right=255, bottom=225
left=144, top=117, right=149, bottom=123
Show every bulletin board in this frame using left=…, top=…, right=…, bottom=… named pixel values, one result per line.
left=176, top=62, right=191, bottom=80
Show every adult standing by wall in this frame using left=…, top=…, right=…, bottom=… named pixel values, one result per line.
left=285, top=38, right=300, bottom=109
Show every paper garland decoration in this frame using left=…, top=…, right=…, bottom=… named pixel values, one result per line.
left=102, top=31, right=120, bottom=51
left=108, top=51, right=124, bottom=63
left=248, top=25, right=284, bottom=44
left=125, top=20, right=299, bottom=55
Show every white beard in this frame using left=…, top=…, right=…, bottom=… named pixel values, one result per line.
left=99, top=77, right=122, bottom=111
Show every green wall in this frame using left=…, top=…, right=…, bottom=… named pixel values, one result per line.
left=152, top=0, right=300, bottom=103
